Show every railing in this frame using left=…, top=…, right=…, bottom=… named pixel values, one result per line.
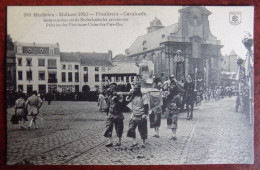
left=48, top=79, right=57, bottom=83
left=48, top=66, right=57, bottom=69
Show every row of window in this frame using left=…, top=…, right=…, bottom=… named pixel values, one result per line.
left=17, top=70, right=100, bottom=83
left=17, top=84, right=80, bottom=93
left=17, top=46, right=55, bottom=55
left=62, top=64, right=79, bottom=70
left=18, top=71, right=56, bottom=81
left=61, top=72, right=79, bottom=82
left=17, top=58, right=57, bottom=68
left=18, top=58, right=109, bottom=72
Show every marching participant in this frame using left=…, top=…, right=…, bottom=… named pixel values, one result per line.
left=126, top=82, right=149, bottom=148
left=26, top=90, right=43, bottom=130
left=166, top=74, right=181, bottom=140
left=103, top=89, right=124, bottom=147
left=149, top=84, right=163, bottom=138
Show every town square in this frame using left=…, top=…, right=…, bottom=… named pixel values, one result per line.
left=6, top=6, right=254, bottom=165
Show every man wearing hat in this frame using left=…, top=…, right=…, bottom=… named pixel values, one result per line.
left=126, top=81, right=149, bottom=148
left=103, top=88, right=124, bottom=147
left=166, top=74, right=181, bottom=140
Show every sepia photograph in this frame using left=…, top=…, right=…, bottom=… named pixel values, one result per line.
left=6, top=6, right=254, bottom=165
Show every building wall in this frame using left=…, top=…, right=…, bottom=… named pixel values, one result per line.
left=16, top=54, right=60, bottom=94
left=59, top=61, right=80, bottom=92
left=15, top=42, right=61, bottom=94
left=222, top=54, right=238, bottom=73
left=80, top=65, right=111, bottom=91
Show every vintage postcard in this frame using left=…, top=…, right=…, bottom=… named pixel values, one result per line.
left=6, top=6, right=254, bottom=165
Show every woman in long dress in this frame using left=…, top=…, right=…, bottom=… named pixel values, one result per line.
left=98, top=92, right=108, bottom=111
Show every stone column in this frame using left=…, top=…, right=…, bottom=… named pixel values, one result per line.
left=170, top=54, right=174, bottom=75
left=185, top=56, right=189, bottom=77
left=206, top=58, right=209, bottom=87
left=158, top=51, right=162, bottom=77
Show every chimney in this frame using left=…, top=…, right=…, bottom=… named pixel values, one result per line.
left=108, top=50, right=112, bottom=62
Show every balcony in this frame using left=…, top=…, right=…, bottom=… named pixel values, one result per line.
left=48, top=66, right=57, bottom=69
left=48, top=79, right=57, bottom=83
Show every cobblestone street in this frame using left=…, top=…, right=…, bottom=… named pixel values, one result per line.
left=6, top=96, right=253, bottom=165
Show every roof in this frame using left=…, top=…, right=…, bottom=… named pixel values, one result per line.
left=16, top=42, right=59, bottom=48
left=149, top=17, right=163, bottom=27
left=229, top=50, right=237, bottom=56
left=60, top=52, right=80, bottom=62
left=179, top=6, right=212, bottom=15
left=60, top=52, right=113, bottom=67
left=112, top=54, right=135, bottom=62
left=103, top=63, right=139, bottom=74
left=127, top=23, right=179, bottom=55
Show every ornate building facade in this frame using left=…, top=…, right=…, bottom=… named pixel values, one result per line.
left=125, top=6, right=223, bottom=88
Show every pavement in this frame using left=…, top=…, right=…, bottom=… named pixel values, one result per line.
left=6, top=96, right=253, bottom=165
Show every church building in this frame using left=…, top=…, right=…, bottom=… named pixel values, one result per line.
left=125, top=6, right=223, bottom=88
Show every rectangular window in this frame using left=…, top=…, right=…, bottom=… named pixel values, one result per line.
left=26, top=58, right=32, bottom=66
left=18, top=71, right=23, bottom=80
left=126, top=76, right=129, bottom=82
left=95, top=74, right=99, bottom=82
left=48, top=73, right=57, bottom=83
left=38, top=85, right=46, bottom=94
left=26, top=71, right=32, bottom=81
left=84, top=67, right=88, bottom=71
left=38, top=59, right=45, bottom=66
left=68, top=64, right=72, bottom=70
left=38, top=71, right=45, bottom=80
left=18, top=85, right=23, bottom=91
left=75, top=65, right=79, bottom=70
left=49, top=48, right=54, bottom=55
left=62, top=72, right=66, bottom=82
left=47, top=59, right=57, bottom=69
left=68, top=72, right=72, bottom=82
left=95, top=67, right=99, bottom=71
left=18, top=58, right=22, bottom=66
left=75, top=85, right=79, bottom=92
left=101, top=67, right=105, bottom=72
left=62, top=64, right=66, bottom=70
left=84, top=73, right=88, bottom=82
left=75, top=72, right=79, bottom=82
left=48, top=72, right=56, bottom=79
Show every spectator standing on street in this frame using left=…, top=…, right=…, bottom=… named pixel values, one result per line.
left=236, top=95, right=241, bottom=112
left=98, top=92, right=108, bottom=111
left=126, top=82, right=149, bottom=148
left=103, top=91, right=124, bottom=147
left=26, top=90, right=43, bottom=130
left=46, top=92, right=52, bottom=105
left=14, top=93, right=27, bottom=130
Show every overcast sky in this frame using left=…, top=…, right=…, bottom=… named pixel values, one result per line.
left=7, top=6, right=254, bottom=59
